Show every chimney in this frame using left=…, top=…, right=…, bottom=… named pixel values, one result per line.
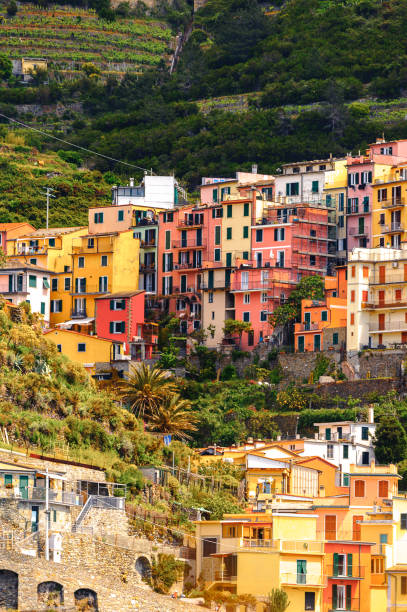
left=276, top=435, right=281, bottom=441
left=129, top=178, right=134, bottom=187
left=296, top=434, right=300, bottom=440
left=368, top=406, right=374, bottom=423
left=252, top=164, right=258, bottom=174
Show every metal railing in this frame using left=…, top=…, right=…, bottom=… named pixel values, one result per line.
left=72, top=494, right=125, bottom=532
left=349, top=227, right=367, bottom=236
left=368, top=320, right=407, bottom=332
left=280, top=572, right=324, bottom=586
left=382, top=222, right=403, bottom=233
left=71, top=309, right=87, bottom=318
left=0, top=486, right=83, bottom=506
left=171, top=240, right=206, bottom=249
left=326, top=565, right=365, bottom=578
left=296, top=322, right=321, bottom=331
left=382, top=199, right=404, bottom=208
left=242, top=538, right=274, bottom=549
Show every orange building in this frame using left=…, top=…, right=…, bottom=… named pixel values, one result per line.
left=294, top=269, right=347, bottom=352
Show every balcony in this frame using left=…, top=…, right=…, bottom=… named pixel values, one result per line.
left=296, top=322, right=322, bottom=332
left=172, top=286, right=198, bottom=295
left=141, top=239, right=156, bottom=248
left=242, top=538, right=274, bottom=549
left=132, top=217, right=157, bottom=227
left=71, top=309, right=87, bottom=318
left=349, top=227, right=368, bottom=237
left=280, top=540, right=324, bottom=554
left=280, top=573, right=324, bottom=587
left=346, top=206, right=370, bottom=215
left=368, top=320, right=407, bottom=333
left=16, top=246, right=47, bottom=255
left=362, top=299, right=407, bottom=310
left=0, top=486, right=83, bottom=506
left=327, top=597, right=360, bottom=612
left=326, top=565, right=365, bottom=579
left=174, top=262, right=202, bottom=271
left=382, top=198, right=404, bottom=209
left=382, top=222, right=403, bottom=234
left=230, top=281, right=271, bottom=292
left=177, top=219, right=204, bottom=229
left=172, top=240, right=206, bottom=249
left=201, top=282, right=230, bottom=290
left=140, top=263, right=155, bottom=273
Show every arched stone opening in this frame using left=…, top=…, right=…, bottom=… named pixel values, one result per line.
left=74, top=588, right=99, bottom=611
left=135, top=555, right=152, bottom=580
left=0, top=569, right=18, bottom=610
left=37, top=580, right=64, bottom=609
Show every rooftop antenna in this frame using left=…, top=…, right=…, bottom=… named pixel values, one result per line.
left=43, top=187, right=55, bottom=230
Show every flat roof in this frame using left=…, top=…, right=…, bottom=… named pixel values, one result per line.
left=95, top=291, right=144, bottom=300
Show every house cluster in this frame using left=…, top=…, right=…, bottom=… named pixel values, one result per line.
left=195, top=410, right=407, bottom=612
left=3, top=138, right=407, bottom=369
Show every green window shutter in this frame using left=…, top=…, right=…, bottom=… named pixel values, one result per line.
left=244, top=202, right=249, bottom=217
left=347, top=553, right=353, bottom=577
left=214, top=248, right=221, bottom=262
left=165, top=230, right=171, bottom=250
left=333, top=332, right=338, bottom=345
left=227, top=227, right=232, bottom=240
left=321, top=310, right=328, bottom=321
left=109, top=322, right=114, bottom=333
left=40, top=302, right=45, bottom=315
left=346, top=584, right=352, bottom=610
left=286, top=183, right=290, bottom=196
left=121, top=321, right=126, bottom=333
left=53, top=509, right=57, bottom=522
left=332, top=585, right=338, bottom=609
left=169, top=253, right=173, bottom=271
left=227, top=204, right=232, bottom=218
left=312, top=180, right=319, bottom=193
left=243, top=251, right=248, bottom=260
left=59, top=300, right=63, bottom=311
left=110, top=299, right=115, bottom=310
left=333, top=553, right=339, bottom=576
left=343, top=474, right=349, bottom=486
left=325, top=428, right=331, bottom=440
left=215, top=226, right=221, bottom=245
left=243, top=226, right=249, bottom=239
left=226, top=253, right=232, bottom=267
left=212, top=209, right=215, bottom=218
left=343, top=445, right=349, bottom=459
left=178, top=251, right=181, bottom=264
left=208, top=270, right=214, bottom=289
left=4, top=474, right=12, bottom=486
left=162, top=253, right=166, bottom=272
left=212, top=189, right=217, bottom=203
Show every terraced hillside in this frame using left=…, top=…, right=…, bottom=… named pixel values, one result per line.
left=0, top=3, right=174, bottom=78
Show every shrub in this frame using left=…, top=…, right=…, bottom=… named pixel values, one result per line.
left=150, top=554, right=185, bottom=593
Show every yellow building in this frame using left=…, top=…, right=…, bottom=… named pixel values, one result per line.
left=70, top=229, right=140, bottom=328
left=372, top=164, right=407, bottom=249
left=323, top=159, right=348, bottom=265
left=195, top=512, right=324, bottom=612
left=9, top=226, right=87, bottom=326
left=44, top=328, right=122, bottom=371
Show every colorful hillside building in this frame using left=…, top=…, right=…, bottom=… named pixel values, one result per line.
left=0, top=222, right=35, bottom=255
left=0, top=260, right=51, bottom=324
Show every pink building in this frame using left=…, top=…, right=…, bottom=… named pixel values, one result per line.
left=94, top=291, right=158, bottom=360
left=200, top=171, right=274, bottom=205
left=346, top=139, right=407, bottom=250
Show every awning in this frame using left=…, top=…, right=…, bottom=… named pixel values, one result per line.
left=56, top=318, right=95, bottom=328
left=36, top=471, right=66, bottom=480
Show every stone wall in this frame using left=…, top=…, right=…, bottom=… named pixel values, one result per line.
left=277, top=351, right=341, bottom=384
left=350, top=349, right=407, bottom=379
left=312, top=377, right=399, bottom=399
left=80, top=506, right=129, bottom=537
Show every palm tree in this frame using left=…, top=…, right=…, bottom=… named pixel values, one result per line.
left=147, top=393, right=198, bottom=441
left=118, top=363, right=176, bottom=419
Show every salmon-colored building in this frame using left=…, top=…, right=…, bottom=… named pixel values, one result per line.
left=294, top=269, right=347, bottom=353
left=0, top=222, right=35, bottom=255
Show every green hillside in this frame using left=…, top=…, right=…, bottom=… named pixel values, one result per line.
left=0, top=133, right=113, bottom=227
left=0, top=3, right=173, bottom=78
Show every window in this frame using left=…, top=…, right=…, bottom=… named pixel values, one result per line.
left=165, top=230, right=171, bottom=250
left=401, top=514, right=407, bottom=529
left=101, top=255, right=108, bottom=267
left=350, top=313, right=355, bottom=325
left=203, top=537, right=217, bottom=557
left=78, top=257, right=85, bottom=269
left=164, top=211, right=173, bottom=222
left=56, top=345, right=61, bottom=353
left=274, top=228, right=285, bottom=241
left=110, top=321, right=125, bottom=334
left=304, top=592, right=315, bottom=611
left=244, top=202, right=249, bottom=216
left=215, top=226, right=221, bottom=245
left=349, top=172, right=360, bottom=186
left=261, top=292, right=268, bottom=303
left=243, top=312, right=250, bottom=322
left=312, top=180, right=319, bottom=193
left=208, top=292, right=213, bottom=304
left=75, top=278, right=86, bottom=293
left=94, top=212, right=104, bottom=224
left=50, top=300, right=63, bottom=313
left=310, top=255, right=316, bottom=266
left=325, top=427, right=331, bottom=440
left=212, top=188, right=218, bottom=203
left=332, top=584, right=351, bottom=611
left=244, top=293, right=250, bottom=304
left=339, top=193, right=344, bottom=211
left=226, top=227, right=232, bottom=240
left=260, top=310, right=268, bottom=322
left=380, top=533, right=388, bottom=544
left=243, top=226, right=249, bottom=239
left=51, top=278, right=58, bottom=291
left=355, top=480, right=365, bottom=497
left=332, top=332, right=339, bottom=345
left=256, top=229, right=263, bottom=242
left=242, top=251, right=249, bottom=260
left=378, top=480, right=389, bottom=497
left=29, top=275, right=37, bottom=288
left=226, top=253, right=232, bottom=267
left=77, top=343, right=86, bottom=352
left=49, top=238, right=55, bottom=247
left=351, top=290, right=355, bottom=303
left=361, top=426, right=369, bottom=440
left=220, top=186, right=230, bottom=200
left=99, top=276, right=108, bottom=292
left=110, top=299, right=125, bottom=310
left=163, top=252, right=173, bottom=272
left=343, top=444, right=349, bottom=459
left=343, top=474, right=350, bottom=486
left=40, top=302, right=45, bottom=315
left=333, top=553, right=352, bottom=577
left=87, top=238, right=94, bottom=248
left=339, top=215, right=344, bottom=228
left=297, top=560, right=307, bottom=584
left=321, top=310, right=328, bottom=322
left=286, top=182, right=299, bottom=196
left=30, top=258, right=37, bottom=265
left=214, top=248, right=221, bottom=262
left=227, top=204, right=232, bottom=218
left=327, top=444, right=334, bottom=459
left=293, top=167, right=300, bottom=173
left=362, top=451, right=369, bottom=465
left=118, top=209, right=124, bottom=221
left=64, top=277, right=71, bottom=291
left=306, top=165, right=313, bottom=172
left=402, top=576, right=407, bottom=595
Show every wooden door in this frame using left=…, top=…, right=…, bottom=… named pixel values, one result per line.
left=353, top=515, right=363, bottom=540
left=378, top=290, right=385, bottom=306
left=378, top=314, right=385, bottom=330
left=325, top=515, right=336, bottom=540
left=379, top=265, right=386, bottom=284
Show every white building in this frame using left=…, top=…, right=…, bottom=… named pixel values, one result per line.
left=0, top=260, right=51, bottom=324
left=111, top=175, right=187, bottom=209
left=274, top=158, right=338, bottom=204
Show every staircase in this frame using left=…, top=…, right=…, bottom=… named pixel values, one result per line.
left=72, top=495, right=125, bottom=533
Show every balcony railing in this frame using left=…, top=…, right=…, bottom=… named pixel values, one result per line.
left=369, top=320, right=407, bottom=332
left=174, top=262, right=202, bottom=270
left=71, top=309, right=87, bottom=318
left=172, top=240, right=206, bottom=249
left=327, top=597, right=360, bottom=611
left=382, top=222, right=403, bottom=233
left=141, top=239, right=156, bottom=248
left=326, top=565, right=365, bottom=578
left=296, top=322, right=322, bottom=332
left=177, top=219, right=204, bottom=228
left=242, top=538, right=274, bottom=549
left=346, top=206, right=370, bottom=215
left=280, top=572, right=324, bottom=586
left=362, top=300, right=407, bottom=310
left=230, top=281, right=272, bottom=292
left=16, top=246, right=47, bottom=255
left=349, top=227, right=368, bottom=236
left=0, top=486, right=83, bottom=506
left=382, top=198, right=404, bottom=209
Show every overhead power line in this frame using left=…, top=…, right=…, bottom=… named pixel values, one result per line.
left=0, top=113, right=154, bottom=174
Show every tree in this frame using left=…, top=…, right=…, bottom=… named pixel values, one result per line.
left=223, top=319, right=252, bottom=346
left=0, top=54, right=12, bottom=81
left=118, top=363, right=176, bottom=419
left=6, top=1, right=17, bottom=17
left=374, top=415, right=407, bottom=464
left=147, top=393, right=198, bottom=441
left=82, top=63, right=101, bottom=78
left=266, top=588, right=290, bottom=612
left=270, top=275, right=324, bottom=328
